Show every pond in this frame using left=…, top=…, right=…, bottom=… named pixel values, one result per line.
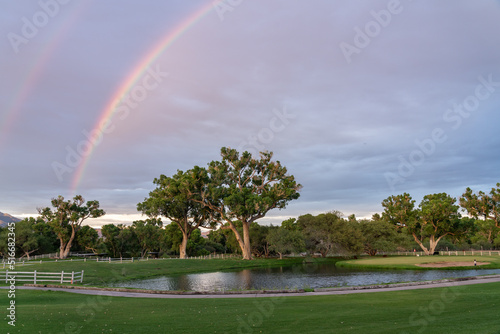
left=107, top=263, right=500, bottom=292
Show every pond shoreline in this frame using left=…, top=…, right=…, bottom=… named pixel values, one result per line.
left=18, top=273, right=500, bottom=296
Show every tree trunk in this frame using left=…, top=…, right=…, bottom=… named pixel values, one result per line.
left=279, top=252, right=283, bottom=260
left=179, top=232, right=189, bottom=259
left=61, top=242, right=73, bottom=259
left=228, top=222, right=252, bottom=260
left=411, top=232, right=431, bottom=255
left=241, top=222, right=252, bottom=260
left=428, top=234, right=447, bottom=255
left=60, top=227, right=77, bottom=259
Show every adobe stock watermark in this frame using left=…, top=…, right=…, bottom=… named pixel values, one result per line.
left=237, top=105, right=295, bottom=157
left=56, top=266, right=126, bottom=333
left=7, top=0, right=72, bottom=54
left=213, top=0, right=244, bottom=21
left=6, top=222, right=16, bottom=327
left=51, top=64, right=169, bottom=182
left=339, top=0, right=410, bottom=64
left=400, top=284, right=461, bottom=334
left=385, top=74, right=500, bottom=191
left=231, top=296, right=285, bottom=334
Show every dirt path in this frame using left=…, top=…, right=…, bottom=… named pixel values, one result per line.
left=4, top=275, right=500, bottom=298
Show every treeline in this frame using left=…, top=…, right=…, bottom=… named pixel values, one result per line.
left=1, top=147, right=498, bottom=260
left=2, top=196, right=500, bottom=260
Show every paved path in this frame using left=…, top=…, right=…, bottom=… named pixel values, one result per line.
left=3, top=275, right=500, bottom=299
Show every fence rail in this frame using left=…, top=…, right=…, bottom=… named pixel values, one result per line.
left=1, top=270, right=84, bottom=284
left=439, top=250, right=500, bottom=256
left=2, top=253, right=241, bottom=266
left=377, top=250, right=500, bottom=256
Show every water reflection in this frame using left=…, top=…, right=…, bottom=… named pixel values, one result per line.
left=108, top=263, right=500, bottom=292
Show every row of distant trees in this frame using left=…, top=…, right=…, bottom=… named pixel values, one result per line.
left=2, top=202, right=500, bottom=261
left=0, top=147, right=498, bottom=260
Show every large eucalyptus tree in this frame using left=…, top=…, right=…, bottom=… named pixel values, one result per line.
left=186, top=147, right=301, bottom=260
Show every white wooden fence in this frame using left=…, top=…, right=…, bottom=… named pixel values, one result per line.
left=378, top=250, right=500, bottom=256
left=2, top=253, right=241, bottom=266
left=1, top=270, right=84, bottom=284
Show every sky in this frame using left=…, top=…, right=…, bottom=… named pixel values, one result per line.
left=1, top=0, right=499, bottom=227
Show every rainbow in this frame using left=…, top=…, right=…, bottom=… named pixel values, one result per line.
left=71, top=1, right=216, bottom=194
left=0, top=2, right=90, bottom=150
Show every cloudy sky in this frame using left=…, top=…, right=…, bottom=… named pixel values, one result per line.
left=1, top=0, right=499, bottom=226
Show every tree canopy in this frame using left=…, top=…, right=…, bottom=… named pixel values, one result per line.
left=185, top=147, right=301, bottom=259
left=382, top=193, right=461, bottom=255
left=37, top=195, right=105, bottom=259
left=137, top=170, right=216, bottom=258
left=460, top=183, right=500, bottom=227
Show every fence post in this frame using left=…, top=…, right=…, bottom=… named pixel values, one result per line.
left=109, top=258, right=111, bottom=264
left=34, top=270, right=37, bottom=284
left=61, top=271, right=64, bottom=284
left=81, top=270, right=84, bottom=283
left=132, top=257, right=134, bottom=263
left=120, top=257, right=122, bottom=264
left=5, top=270, right=8, bottom=283
left=71, top=271, right=74, bottom=284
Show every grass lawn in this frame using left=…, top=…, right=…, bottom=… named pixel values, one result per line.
left=337, top=255, right=500, bottom=270
left=1, top=281, right=500, bottom=333
left=0, top=257, right=340, bottom=287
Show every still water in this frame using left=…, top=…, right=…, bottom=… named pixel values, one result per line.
left=108, top=263, right=500, bottom=292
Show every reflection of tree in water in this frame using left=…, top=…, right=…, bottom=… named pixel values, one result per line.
left=291, top=258, right=320, bottom=275
left=237, top=269, right=253, bottom=289
left=176, top=275, right=190, bottom=291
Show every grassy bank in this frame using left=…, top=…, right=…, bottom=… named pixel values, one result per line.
left=2, top=281, right=500, bottom=333
left=1, top=257, right=340, bottom=287
left=337, top=255, right=500, bottom=270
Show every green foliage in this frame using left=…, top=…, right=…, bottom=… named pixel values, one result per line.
left=382, top=193, right=462, bottom=255
left=186, top=229, right=208, bottom=256
left=281, top=217, right=299, bottom=231
left=358, top=218, right=409, bottom=256
left=74, top=225, right=101, bottom=254
left=131, top=218, right=164, bottom=257
left=0, top=217, right=59, bottom=258
left=298, top=211, right=363, bottom=257
left=32, top=220, right=59, bottom=254
left=186, top=147, right=301, bottom=259
left=37, top=195, right=105, bottom=258
left=460, top=183, right=500, bottom=226
left=381, top=193, right=417, bottom=229
left=250, top=223, right=272, bottom=257
left=101, top=224, right=140, bottom=258
left=138, top=170, right=216, bottom=258
left=266, top=227, right=305, bottom=258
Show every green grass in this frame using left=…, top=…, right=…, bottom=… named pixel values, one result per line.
left=1, top=257, right=340, bottom=287
left=2, top=281, right=500, bottom=333
left=337, top=255, right=500, bottom=270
